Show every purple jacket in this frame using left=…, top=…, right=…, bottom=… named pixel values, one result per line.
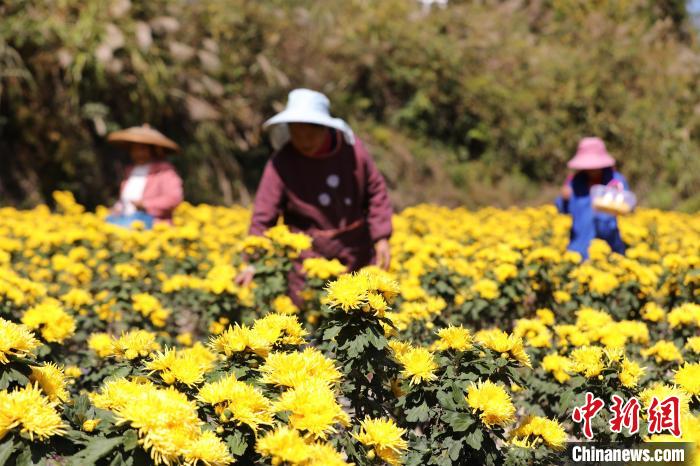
left=249, top=136, right=393, bottom=270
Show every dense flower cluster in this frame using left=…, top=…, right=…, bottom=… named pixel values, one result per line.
left=0, top=194, right=697, bottom=464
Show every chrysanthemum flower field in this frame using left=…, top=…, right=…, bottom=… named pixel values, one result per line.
left=0, top=191, right=698, bottom=465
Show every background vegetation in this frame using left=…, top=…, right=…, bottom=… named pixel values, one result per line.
left=2, top=0, right=699, bottom=211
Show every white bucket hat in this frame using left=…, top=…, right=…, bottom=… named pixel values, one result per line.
left=263, top=88, right=355, bottom=150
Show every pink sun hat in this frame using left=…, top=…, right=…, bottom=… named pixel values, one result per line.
left=567, top=137, right=616, bottom=170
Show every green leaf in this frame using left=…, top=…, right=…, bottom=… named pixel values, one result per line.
left=0, top=371, right=11, bottom=390
left=0, top=439, right=16, bottom=465
left=365, top=326, right=387, bottom=350
left=436, top=390, right=457, bottom=410
left=344, top=335, right=369, bottom=359
left=15, top=447, right=32, bottom=466
left=6, top=367, right=30, bottom=386
left=465, top=428, right=483, bottom=450
left=446, top=438, right=462, bottom=461
left=70, top=436, right=123, bottom=464
left=226, top=431, right=249, bottom=457
left=569, top=376, right=586, bottom=389
left=108, top=452, right=134, bottom=466
left=108, top=365, right=132, bottom=380
left=559, top=390, right=575, bottom=416
left=322, top=325, right=342, bottom=341
left=451, top=385, right=466, bottom=407
left=442, top=411, right=474, bottom=432
left=406, top=402, right=430, bottom=423
left=62, top=429, right=91, bottom=443
left=123, top=429, right=139, bottom=451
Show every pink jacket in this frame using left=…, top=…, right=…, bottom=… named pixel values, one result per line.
left=115, top=161, right=184, bottom=222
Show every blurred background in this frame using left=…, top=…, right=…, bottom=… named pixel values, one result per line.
left=1, top=0, right=699, bottom=212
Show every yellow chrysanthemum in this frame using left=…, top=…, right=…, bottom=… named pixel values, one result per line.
left=0, top=384, right=67, bottom=441
left=640, top=302, right=666, bottom=323
left=30, top=363, right=69, bottom=402
left=92, top=378, right=216, bottom=465
left=325, top=270, right=399, bottom=316
left=353, top=417, right=408, bottom=466
left=211, top=313, right=308, bottom=359
left=569, top=346, right=606, bottom=378
left=640, top=340, right=684, bottom=364
left=619, top=358, right=646, bottom=388
left=554, top=324, right=591, bottom=348
left=182, top=430, right=233, bottom=466
left=432, top=325, right=472, bottom=352
left=272, top=379, right=349, bottom=439
left=259, top=347, right=342, bottom=388
left=535, top=308, right=555, bottom=326
left=145, top=343, right=216, bottom=387
left=0, top=318, right=40, bottom=364
left=21, top=298, right=76, bottom=343
left=685, top=336, right=700, bottom=354
left=471, top=279, right=500, bottom=300
left=476, top=329, right=531, bottom=368
left=667, top=303, right=700, bottom=329
left=325, top=273, right=372, bottom=311
left=132, top=293, right=170, bottom=327
left=87, top=332, right=114, bottom=358
left=639, top=383, right=691, bottom=416
left=588, top=270, right=619, bottom=294
left=575, top=307, right=614, bottom=332
left=265, top=225, right=313, bottom=256
left=513, top=318, right=552, bottom=349
left=466, top=380, right=516, bottom=428
left=553, top=290, right=572, bottom=304
left=396, top=347, right=437, bottom=385
left=387, top=339, right=413, bottom=359
left=110, top=329, right=161, bottom=360
left=272, top=295, right=299, bottom=315
left=366, top=292, right=389, bottom=314
left=209, top=324, right=260, bottom=356
left=59, top=288, right=93, bottom=308
left=493, top=263, right=518, bottom=282
left=542, top=354, right=573, bottom=383
left=302, top=257, right=347, bottom=280
left=256, top=426, right=314, bottom=465
left=82, top=419, right=100, bottom=432
left=674, top=363, right=700, bottom=397
left=510, top=416, right=567, bottom=451
left=306, top=441, right=352, bottom=466
left=240, top=235, right=273, bottom=255
left=64, top=365, right=82, bottom=378
left=252, top=313, right=308, bottom=347
left=197, top=373, right=272, bottom=432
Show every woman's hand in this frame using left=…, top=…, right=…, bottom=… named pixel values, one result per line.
left=374, top=238, right=391, bottom=270
left=234, top=265, right=256, bottom=287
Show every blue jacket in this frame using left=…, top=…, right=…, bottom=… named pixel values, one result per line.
left=555, top=168, right=628, bottom=260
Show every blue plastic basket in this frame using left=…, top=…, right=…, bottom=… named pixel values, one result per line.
left=106, top=212, right=154, bottom=230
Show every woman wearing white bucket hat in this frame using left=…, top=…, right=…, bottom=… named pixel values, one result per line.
left=236, top=89, right=394, bottom=304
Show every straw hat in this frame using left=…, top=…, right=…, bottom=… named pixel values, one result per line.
left=107, top=124, right=180, bottom=152
left=567, top=137, right=615, bottom=170
left=263, top=89, right=355, bottom=150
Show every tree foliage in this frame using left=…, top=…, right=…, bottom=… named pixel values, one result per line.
left=1, top=0, right=699, bottom=210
